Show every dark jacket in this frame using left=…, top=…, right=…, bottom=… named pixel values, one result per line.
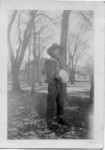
left=45, top=58, right=61, bottom=84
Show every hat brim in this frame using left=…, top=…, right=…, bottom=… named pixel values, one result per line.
left=47, top=45, right=63, bottom=56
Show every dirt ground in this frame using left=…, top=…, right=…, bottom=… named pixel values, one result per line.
left=8, top=86, right=93, bottom=139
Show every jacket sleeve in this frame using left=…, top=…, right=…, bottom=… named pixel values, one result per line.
left=45, top=59, right=57, bottom=80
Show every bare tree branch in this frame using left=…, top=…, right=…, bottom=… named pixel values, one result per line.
left=68, top=31, right=88, bottom=76
left=79, top=11, right=93, bottom=31
left=17, top=11, right=37, bottom=68
left=36, top=13, right=60, bottom=29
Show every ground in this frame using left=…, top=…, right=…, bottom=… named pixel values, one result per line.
left=8, top=81, right=93, bottom=139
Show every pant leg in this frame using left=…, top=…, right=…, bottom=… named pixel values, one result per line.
left=56, top=82, right=70, bottom=125
left=47, top=83, right=58, bottom=125
left=56, top=81, right=65, bottom=119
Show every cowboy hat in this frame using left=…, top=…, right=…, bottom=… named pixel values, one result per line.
left=47, top=43, right=63, bottom=56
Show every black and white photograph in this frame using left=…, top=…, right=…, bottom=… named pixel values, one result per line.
left=7, top=9, right=94, bottom=140
left=0, top=0, right=104, bottom=149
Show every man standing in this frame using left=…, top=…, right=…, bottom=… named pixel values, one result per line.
left=45, top=43, right=68, bottom=129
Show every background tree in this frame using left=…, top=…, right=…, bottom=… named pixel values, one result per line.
left=30, top=11, right=61, bottom=93
left=79, top=11, right=93, bottom=31
left=79, top=11, right=94, bottom=104
left=84, top=56, right=94, bottom=104
left=60, top=10, right=71, bottom=67
left=60, top=10, right=71, bottom=98
left=8, top=10, right=61, bottom=92
left=68, top=32, right=88, bottom=84
left=27, top=37, right=31, bottom=86
left=8, top=11, right=18, bottom=90
left=31, top=26, right=37, bottom=94
left=8, top=10, right=36, bottom=91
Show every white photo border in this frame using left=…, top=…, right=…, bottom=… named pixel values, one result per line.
left=0, top=0, right=104, bottom=149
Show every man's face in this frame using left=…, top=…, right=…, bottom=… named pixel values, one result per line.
left=53, top=48, right=60, bottom=58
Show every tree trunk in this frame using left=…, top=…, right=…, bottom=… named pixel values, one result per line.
left=70, top=68, right=75, bottom=84
left=90, top=70, right=94, bottom=104
left=60, top=10, right=71, bottom=67
left=31, top=28, right=36, bottom=94
left=28, top=40, right=31, bottom=86
left=37, top=34, right=41, bottom=85
left=8, top=11, right=21, bottom=91
left=60, top=10, right=71, bottom=100
left=11, top=64, right=20, bottom=91
left=37, top=55, right=41, bottom=85
left=31, top=61, right=37, bottom=94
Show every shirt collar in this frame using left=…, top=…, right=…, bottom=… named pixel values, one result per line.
left=50, top=57, right=61, bottom=67
left=50, top=57, right=58, bottom=63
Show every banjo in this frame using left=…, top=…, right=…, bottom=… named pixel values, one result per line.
left=51, top=58, right=69, bottom=83
left=59, top=69, right=69, bottom=83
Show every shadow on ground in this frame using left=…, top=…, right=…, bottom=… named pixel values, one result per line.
left=8, top=90, right=93, bottom=139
